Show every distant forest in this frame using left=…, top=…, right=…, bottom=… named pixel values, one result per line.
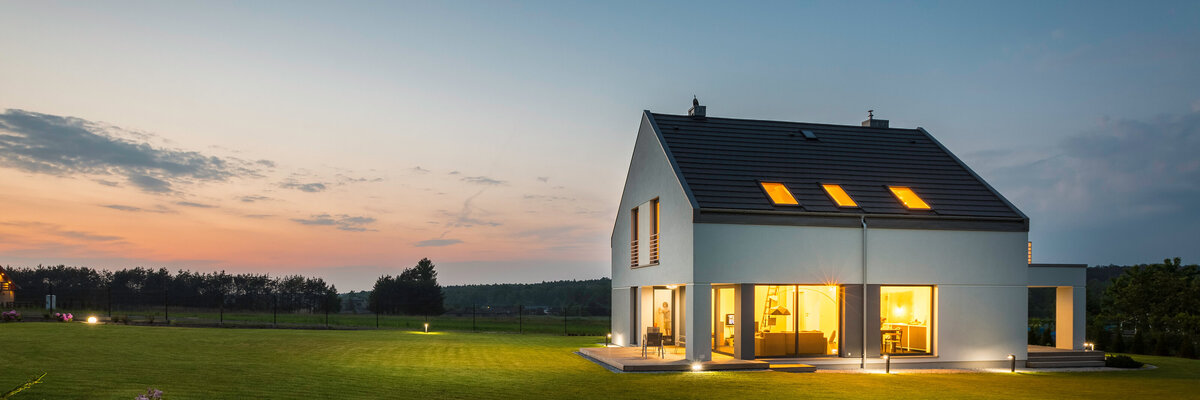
left=442, top=278, right=611, bottom=315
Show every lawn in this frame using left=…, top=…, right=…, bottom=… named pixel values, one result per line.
left=1, top=323, right=1196, bottom=399
left=9, top=307, right=609, bottom=335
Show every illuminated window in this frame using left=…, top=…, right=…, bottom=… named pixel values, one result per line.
left=752, top=285, right=840, bottom=357
left=880, top=286, right=933, bottom=355
left=650, top=199, right=660, bottom=264
left=630, top=207, right=639, bottom=267
left=888, top=186, right=931, bottom=210
left=821, top=184, right=858, bottom=207
left=760, top=182, right=799, bottom=206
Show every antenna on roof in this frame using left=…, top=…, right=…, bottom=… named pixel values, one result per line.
left=868, top=110, right=874, bottom=120
left=689, top=96, right=706, bottom=118
left=862, top=109, right=889, bottom=128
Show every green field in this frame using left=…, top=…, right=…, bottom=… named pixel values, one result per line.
left=8, top=307, right=609, bottom=335
left=1, top=323, right=1196, bottom=399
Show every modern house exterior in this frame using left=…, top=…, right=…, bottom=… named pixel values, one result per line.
left=610, top=101, right=1086, bottom=368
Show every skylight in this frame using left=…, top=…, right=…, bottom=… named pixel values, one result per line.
left=821, top=184, right=858, bottom=207
left=760, top=182, right=799, bottom=206
left=888, top=186, right=931, bottom=210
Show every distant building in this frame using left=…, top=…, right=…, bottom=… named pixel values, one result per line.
left=610, top=101, right=1086, bottom=368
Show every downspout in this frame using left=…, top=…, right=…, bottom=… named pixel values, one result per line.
left=860, top=215, right=867, bottom=369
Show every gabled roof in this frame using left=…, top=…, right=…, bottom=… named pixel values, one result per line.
left=646, top=111, right=1027, bottom=230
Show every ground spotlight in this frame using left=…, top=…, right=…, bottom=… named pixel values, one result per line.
left=691, top=362, right=702, bottom=372
left=883, top=354, right=890, bottom=374
left=1008, top=354, right=1016, bottom=373
left=86, top=316, right=98, bottom=324
left=424, top=323, right=429, bottom=333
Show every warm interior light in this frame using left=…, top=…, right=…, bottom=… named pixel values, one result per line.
left=893, top=306, right=905, bottom=318
left=666, top=285, right=677, bottom=290
left=821, top=184, right=858, bottom=207
left=760, top=182, right=799, bottom=205
left=86, top=316, right=98, bottom=324
left=888, top=186, right=931, bottom=210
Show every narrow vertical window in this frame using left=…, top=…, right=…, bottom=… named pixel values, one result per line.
left=630, top=207, right=639, bottom=268
left=650, top=199, right=660, bottom=264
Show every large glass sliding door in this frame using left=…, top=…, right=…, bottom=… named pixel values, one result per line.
left=711, top=286, right=736, bottom=355
left=753, top=285, right=840, bottom=357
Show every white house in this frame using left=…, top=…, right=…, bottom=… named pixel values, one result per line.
left=610, top=101, right=1086, bottom=369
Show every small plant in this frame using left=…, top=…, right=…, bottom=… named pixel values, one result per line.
left=1, top=310, right=20, bottom=322
left=1, top=372, right=46, bottom=399
left=134, top=388, right=164, bottom=400
left=1105, top=354, right=1144, bottom=368
left=53, top=312, right=73, bottom=322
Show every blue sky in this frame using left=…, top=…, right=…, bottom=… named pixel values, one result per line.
left=1, top=1, right=1198, bottom=289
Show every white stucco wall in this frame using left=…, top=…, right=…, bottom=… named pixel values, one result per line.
left=610, top=112, right=696, bottom=345
left=693, top=222, right=1029, bottom=362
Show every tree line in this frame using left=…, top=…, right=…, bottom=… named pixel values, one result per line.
left=3, top=265, right=340, bottom=313
left=441, top=278, right=610, bottom=316
left=367, top=258, right=445, bottom=316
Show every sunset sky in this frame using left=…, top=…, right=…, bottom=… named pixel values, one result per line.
left=2, top=2, right=1198, bottom=290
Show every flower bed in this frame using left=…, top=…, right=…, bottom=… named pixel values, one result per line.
left=54, top=312, right=73, bottom=322
left=1, top=309, right=19, bottom=322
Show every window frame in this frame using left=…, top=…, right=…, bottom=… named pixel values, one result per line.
left=819, top=183, right=859, bottom=208
left=757, top=181, right=802, bottom=207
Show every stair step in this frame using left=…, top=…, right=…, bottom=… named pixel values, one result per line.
left=769, top=363, right=817, bottom=373
left=1028, top=355, right=1105, bottom=361
left=1026, top=360, right=1106, bottom=368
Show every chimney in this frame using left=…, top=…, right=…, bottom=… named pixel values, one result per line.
left=688, top=96, right=706, bottom=118
left=861, top=109, right=888, bottom=128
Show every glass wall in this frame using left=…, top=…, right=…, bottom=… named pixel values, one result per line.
left=880, top=286, right=933, bottom=355
left=712, top=287, right=736, bottom=355
left=753, top=285, right=840, bottom=357
left=652, top=287, right=675, bottom=345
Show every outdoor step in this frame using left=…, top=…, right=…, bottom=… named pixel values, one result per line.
left=769, top=363, right=817, bottom=373
left=1025, top=360, right=1106, bottom=368
left=1028, top=355, right=1106, bottom=361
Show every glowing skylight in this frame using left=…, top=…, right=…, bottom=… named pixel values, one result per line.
left=888, top=186, right=931, bottom=210
left=821, top=184, right=858, bottom=207
left=760, top=182, right=799, bottom=205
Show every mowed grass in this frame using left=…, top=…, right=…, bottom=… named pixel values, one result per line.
left=2, top=323, right=1197, bottom=399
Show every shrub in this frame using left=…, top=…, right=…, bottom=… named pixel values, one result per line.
left=1093, top=327, right=1109, bottom=351
left=1, top=310, right=20, bottom=322
left=1180, top=336, right=1197, bottom=359
left=1105, top=354, right=1144, bottom=368
left=1040, top=326, right=1053, bottom=346
left=1153, top=333, right=1171, bottom=356
left=1131, top=330, right=1146, bottom=354
left=1113, top=332, right=1126, bottom=353
left=53, top=312, right=73, bottom=322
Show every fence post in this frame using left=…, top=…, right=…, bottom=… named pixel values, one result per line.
left=519, top=305, right=523, bottom=334
left=563, top=304, right=568, bottom=336
left=472, top=303, right=476, bottom=332
left=273, top=293, right=278, bottom=327
left=219, top=292, right=224, bottom=325
left=107, top=284, right=112, bottom=318
left=163, top=286, right=169, bottom=324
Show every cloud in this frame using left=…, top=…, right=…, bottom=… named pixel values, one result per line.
left=280, top=181, right=327, bottom=192
left=981, top=110, right=1200, bottom=221
left=0, top=221, right=122, bottom=242
left=0, top=109, right=259, bottom=194
left=411, top=166, right=431, bottom=174
left=239, top=195, right=270, bottom=203
left=448, top=170, right=460, bottom=175
left=176, top=201, right=217, bottom=208
left=440, top=190, right=501, bottom=228
left=243, top=214, right=273, bottom=219
left=414, top=238, right=463, bottom=247
left=94, top=179, right=120, bottom=187
left=100, top=204, right=173, bottom=213
left=537, top=176, right=549, bottom=183
left=291, top=213, right=377, bottom=232
left=255, top=159, right=276, bottom=168
left=461, top=176, right=505, bottom=185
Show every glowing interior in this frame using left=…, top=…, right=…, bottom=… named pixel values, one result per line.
left=888, top=186, right=931, bottom=209
left=880, top=286, right=933, bottom=354
left=760, top=182, right=799, bottom=205
left=821, top=184, right=858, bottom=207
